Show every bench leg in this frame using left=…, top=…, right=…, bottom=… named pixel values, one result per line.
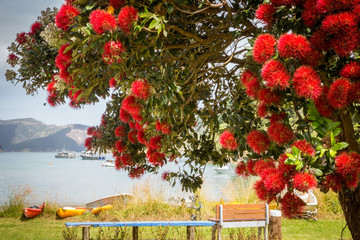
left=187, top=226, right=195, bottom=240
left=211, top=224, right=217, bottom=240
left=217, top=225, right=222, bottom=240
left=132, top=226, right=139, bottom=240
left=82, top=227, right=90, bottom=240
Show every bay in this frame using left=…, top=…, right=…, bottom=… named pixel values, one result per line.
left=0, top=152, right=245, bottom=205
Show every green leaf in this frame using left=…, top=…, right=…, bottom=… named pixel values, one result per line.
left=320, top=148, right=327, bottom=157
left=285, top=158, right=296, bottom=165
left=329, top=149, right=337, bottom=158
left=286, top=153, right=295, bottom=160
left=330, top=131, right=335, bottom=147
left=333, top=128, right=341, bottom=137
left=148, top=18, right=160, bottom=29
left=314, top=169, right=323, bottom=176
left=332, top=142, right=349, bottom=151
left=292, top=146, right=300, bottom=156
left=296, top=161, right=304, bottom=170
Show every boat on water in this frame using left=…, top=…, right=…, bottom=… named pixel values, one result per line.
left=214, top=164, right=235, bottom=174
left=85, top=193, right=133, bottom=208
left=102, top=159, right=115, bottom=167
left=55, top=151, right=76, bottom=159
left=56, top=207, right=86, bottom=218
left=80, top=151, right=105, bottom=160
left=23, top=202, right=45, bottom=218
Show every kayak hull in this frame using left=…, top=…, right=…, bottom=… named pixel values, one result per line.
left=57, top=207, right=86, bottom=218
left=23, top=203, right=44, bottom=218
left=91, top=205, right=113, bottom=215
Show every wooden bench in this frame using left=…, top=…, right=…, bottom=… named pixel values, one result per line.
left=209, top=203, right=269, bottom=240
left=65, top=220, right=216, bottom=240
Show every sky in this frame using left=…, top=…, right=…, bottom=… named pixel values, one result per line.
left=0, top=0, right=107, bottom=126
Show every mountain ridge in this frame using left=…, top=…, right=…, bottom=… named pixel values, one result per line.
left=0, top=118, right=89, bottom=152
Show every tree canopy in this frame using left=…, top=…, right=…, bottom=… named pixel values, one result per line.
left=7, top=0, right=360, bottom=237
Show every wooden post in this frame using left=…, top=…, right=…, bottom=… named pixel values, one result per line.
left=132, top=226, right=139, bottom=240
left=187, top=226, right=195, bottom=240
left=82, top=227, right=90, bottom=240
left=269, top=210, right=282, bottom=240
left=211, top=224, right=218, bottom=240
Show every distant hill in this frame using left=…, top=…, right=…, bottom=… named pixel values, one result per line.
left=0, top=118, right=89, bottom=152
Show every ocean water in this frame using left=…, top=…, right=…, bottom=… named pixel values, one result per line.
left=0, top=152, right=244, bottom=205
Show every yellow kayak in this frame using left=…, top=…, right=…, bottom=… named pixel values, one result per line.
left=57, top=207, right=86, bottom=218
left=91, top=205, right=113, bottom=215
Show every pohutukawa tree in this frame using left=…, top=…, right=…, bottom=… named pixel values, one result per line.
left=6, top=0, right=360, bottom=237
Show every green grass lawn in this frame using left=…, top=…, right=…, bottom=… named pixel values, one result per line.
left=0, top=216, right=352, bottom=240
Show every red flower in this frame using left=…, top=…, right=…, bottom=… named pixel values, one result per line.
left=245, top=79, right=261, bottom=99
left=110, top=0, right=125, bottom=9
left=253, top=34, right=276, bottom=64
left=118, top=6, right=138, bottom=33
left=302, top=0, right=321, bottom=28
left=135, top=122, right=143, bottom=131
left=255, top=4, right=275, bottom=27
left=292, top=66, right=322, bottom=100
left=280, top=191, right=306, bottom=218
left=292, top=140, right=315, bottom=156
left=119, top=108, right=131, bottom=123
left=84, top=137, right=93, bottom=150
left=335, top=152, right=360, bottom=177
left=47, top=81, right=57, bottom=94
left=219, top=130, right=238, bottom=151
left=261, top=60, right=290, bottom=90
left=7, top=54, right=18, bottom=67
left=246, top=130, right=271, bottom=154
left=340, top=62, right=360, bottom=79
left=47, top=93, right=59, bottom=107
left=161, top=171, right=170, bottom=181
left=310, top=29, right=329, bottom=51
left=129, top=121, right=136, bottom=129
left=16, top=32, right=27, bottom=45
left=235, top=162, right=249, bottom=177
left=257, top=102, right=268, bottom=118
left=314, top=86, right=334, bottom=117
left=254, top=159, right=276, bottom=176
left=131, top=79, right=151, bottom=100
left=87, top=127, right=96, bottom=135
left=55, top=4, right=80, bottom=31
left=102, top=40, right=125, bottom=65
left=278, top=153, right=296, bottom=175
left=128, top=166, right=145, bottom=179
left=293, top=172, right=317, bottom=192
left=257, top=88, right=281, bottom=106
left=277, top=33, right=312, bottom=61
left=349, top=82, right=360, bottom=103
left=109, top=78, right=117, bottom=88
left=55, top=43, right=72, bottom=72
left=268, top=122, right=294, bottom=145
left=147, top=149, right=165, bottom=166
left=137, top=130, right=147, bottom=145
left=321, top=174, right=342, bottom=192
left=263, top=171, right=286, bottom=194
left=121, top=95, right=142, bottom=116
left=246, top=160, right=257, bottom=176
left=155, top=121, right=171, bottom=135
left=128, top=130, right=138, bottom=144
left=316, top=0, right=357, bottom=14
left=149, top=135, right=162, bottom=151
left=115, top=140, right=126, bottom=153
left=254, top=180, right=277, bottom=202
left=240, top=70, right=258, bottom=87
left=89, top=9, right=117, bottom=34
left=321, top=12, right=357, bottom=35
left=114, top=126, right=126, bottom=138
left=327, top=78, right=351, bottom=109
left=329, top=30, right=360, bottom=57
left=30, top=22, right=42, bottom=35
left=120, top=153, right=132, bottom=166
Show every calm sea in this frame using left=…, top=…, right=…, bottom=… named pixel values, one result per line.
left=0, top=152, right=244, bottom=206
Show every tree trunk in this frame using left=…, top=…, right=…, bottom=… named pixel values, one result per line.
left=337, top=110, right=360, bottom=239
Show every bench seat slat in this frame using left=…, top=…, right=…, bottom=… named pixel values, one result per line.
left=66, top=221, right=216, bottom=228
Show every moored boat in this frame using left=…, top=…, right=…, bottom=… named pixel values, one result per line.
left=85, top=193, right=133, bottom=208
left=214, top=164, right=235, bottom=174
left=91, top=205, right=113, bottom=215
left=80, top=151, right=105, bottom=160
left=56, top=207, right=86, bottom=218
left=23, top=202, right=44, bottom=218
left=55, top=151, right=76, bottom=159
left=102, top=159, right=115, bottom=167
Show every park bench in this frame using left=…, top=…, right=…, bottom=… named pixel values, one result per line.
left=65, top=220, right=216, bottom=240
left=208, top=203, right=270, bottom=240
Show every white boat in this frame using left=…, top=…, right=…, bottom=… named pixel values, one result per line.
left=85, top=193, right=133, bottom=208
left=80, top=151, right=105, bottom=160
left=214, top=164, right=235, bottom=174
left=102, top=159, right=115, bottom=167
left=55, top=151, right=76, bottom=159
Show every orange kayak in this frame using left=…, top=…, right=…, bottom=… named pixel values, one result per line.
left=57, top=207, right=86, bottom=218
left=23, top=202, right=44, bottom=218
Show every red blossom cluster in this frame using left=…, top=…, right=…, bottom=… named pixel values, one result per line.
left=29, top=22, right=43, bottom=36
left=118, top=6, right=138, bottom=33
left=268, top=122, right=294, bottom=145
left=89, top=9, right=117, bottom=35
left=131, top=79, right=151, bottom=100
left=55, top=4, right=80, bottom=31
left=155, top=120, right=171, bottom=135
left=16, top=32, right=27, bottom=45
left=219, top=130, right=238, bottom=151
left=102, top=40, right=125, bottom=65
left=252, top=34, right=276, bottom=64
left=261, top=60, right=290, bottom=90
left=292, top=140, right=316, bottom=156
left=334, top=152, right=360, bottom=190
left=246, top=130, right=270, bottom=154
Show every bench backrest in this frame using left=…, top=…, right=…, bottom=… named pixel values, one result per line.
left=215, top=204, right=267, bottom=221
